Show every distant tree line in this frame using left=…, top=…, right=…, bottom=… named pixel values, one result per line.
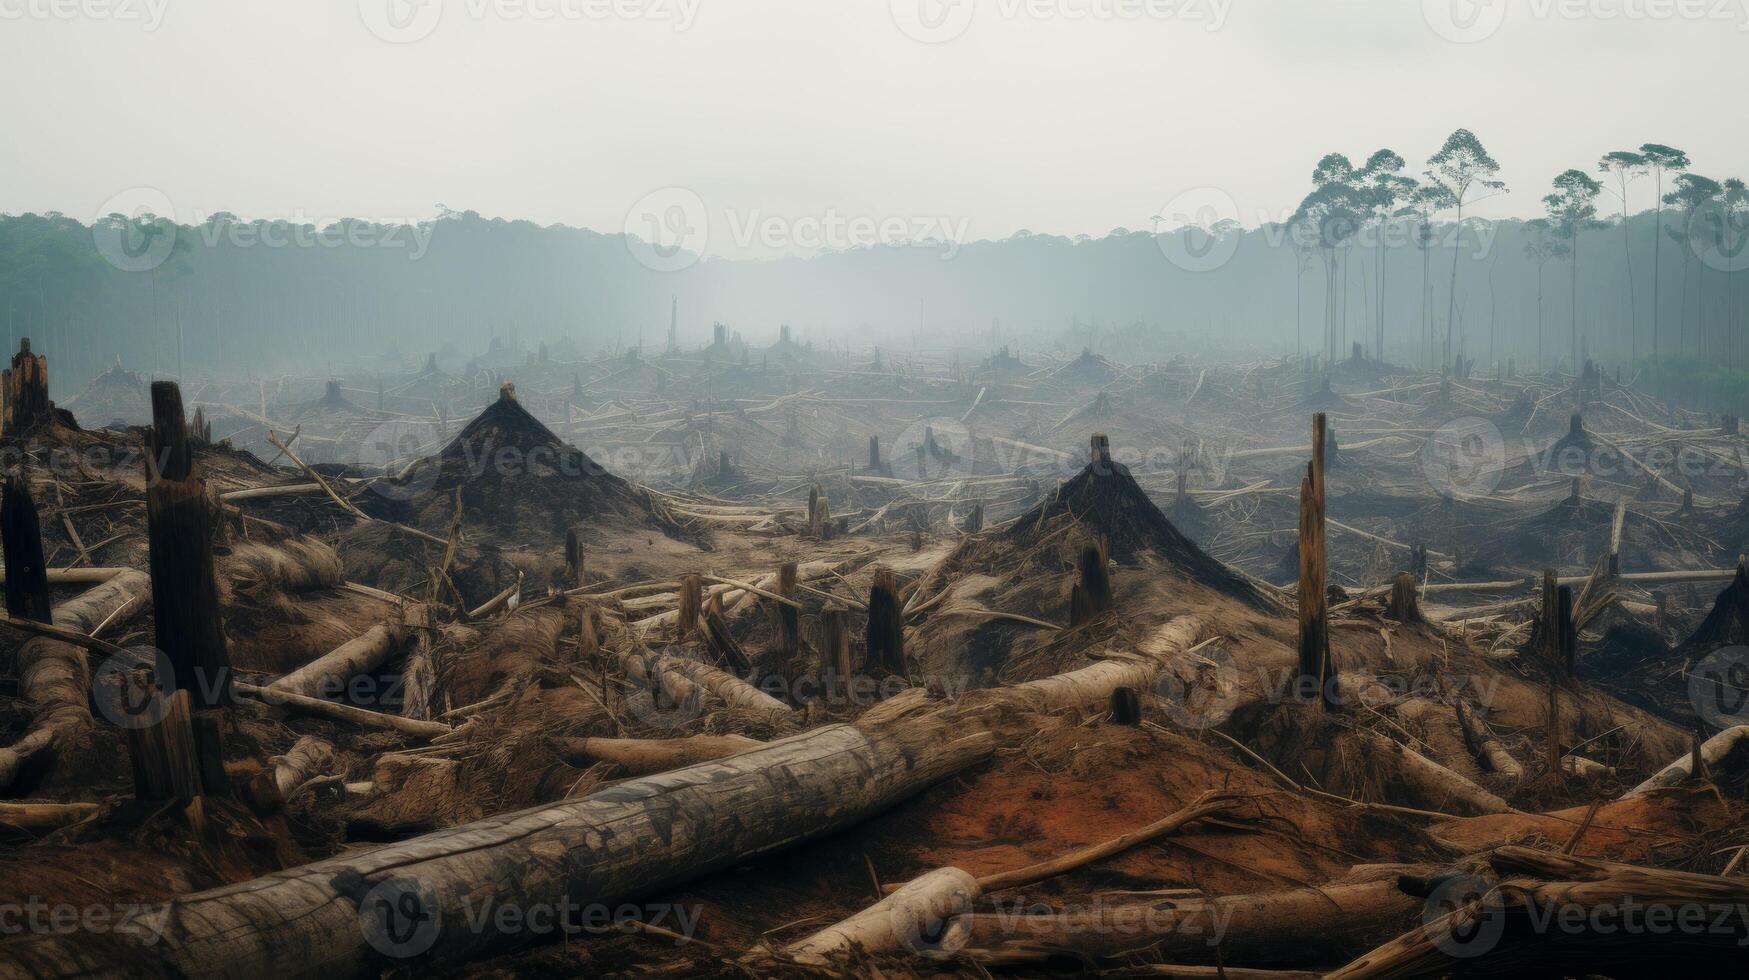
left=1289, top=130, right=1747, bottom=376
left=1, top=147, right=1745, bottom=396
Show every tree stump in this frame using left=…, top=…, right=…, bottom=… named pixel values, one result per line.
left=865, top=566, right=905, bottom=677
left=1385, top=572, right=1421, bottom=624
left=1, top=477, right=52, bottom=624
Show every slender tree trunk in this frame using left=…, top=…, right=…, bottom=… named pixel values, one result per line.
left=1447, top=204, right=1463, bottom=370
left=1652, top=173, right=1664, bottom=358
left=1572, top=230, right=1581, bottom=372
left=1622, top=197, right=1638, bottom=360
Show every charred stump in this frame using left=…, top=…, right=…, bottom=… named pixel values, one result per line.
left=0, top=339, right=52, bottom=437
left=1069, top=539, right=1112, bottom=627
left=1385, top=572, right=1421, bottom=624
left=564, top=527, right=584, bottom=588
left=677, top=574, right=703, bottom=639
left=1, top=476, right=52, bottom=624
left=1109, top=687, right=1142, bottom=726
left=141, top=381, right=232, bottom=798
left=773, top=561, right=800, bottom=663
left=1297, top=413, right=1334, bottom=708
left=865, top=566, right=905, bottom=677
left=819, top=606, right=851, bottom=700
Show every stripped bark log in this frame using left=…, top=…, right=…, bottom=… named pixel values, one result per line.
left=271, top=737, right=337, bottom=799
left=269, top=624, right=408, bottom=700
left=1455, top=700, right=1523, bottom=781
left=0, top=801, right=98, bottom=835
left=0, top=719, right=994, bottom=977
left=646, top=652, right=793, bottom=724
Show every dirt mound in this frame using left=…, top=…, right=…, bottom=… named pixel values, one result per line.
left=64, top=364, right=151, bottom=428
left=1004, top=455, right=1267, bottom=605
left=362, top=384, right=695, bottom=544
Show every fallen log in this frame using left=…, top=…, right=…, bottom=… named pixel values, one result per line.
left=1329, top=846, right=1749, bottom=977
left=270, top=736, right=337, bottom=800
left=965, top=616, right=1205, bottom=717
left=0, top=801, right=98, bottom=835
left=269, top=623, right=408, bottom=700
left=0, top=570, right=151, bottom=792
left=952, top=876, right=1422, bottom=968
left=0, top=567, right=129, bottom=586
left=649, top=653, right=793, bottom=724
left=235, top=682, right=452, bottom=739
left=1455, top=700, right=1523, bottom=781
left=0, top=717, right=993, bottom=976
left=1623, top=724, right=1749, bottom=797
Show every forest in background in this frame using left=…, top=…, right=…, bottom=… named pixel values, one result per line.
left=2, top=152, right=1745, bottom=410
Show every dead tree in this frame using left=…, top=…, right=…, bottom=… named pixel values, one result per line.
left=819, top=606, right=852, bottom=700
left=1109, top=687, right=1142, bottom=725
left=867, top=436, right=881, bottom=472
left=1069, top=538, right=1113, bottom=626
left=0, top=338, right=52, bottom=437
left=1385, top=572, right=1421, bottom=623
left=676, top=573, right=703, bottom=638
left=865, top=566, right=905, bottom=676
left=1, top=476, right=52, bottom=624
left=1297, top=413, right=1334, bottom=708
left=564, top=527, right=584, bottom=588
left=806, top=484, right=827, bottom=538
left=966, top=499, right=984, bottom=533
left=702, top=604, right=752, bottom=677
left=772, top=561, right=800, bottom=663
left=141, top=381, right=233, bottom=798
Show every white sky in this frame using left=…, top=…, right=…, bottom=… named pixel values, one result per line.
left=4, top=0, right=1747, bottom=258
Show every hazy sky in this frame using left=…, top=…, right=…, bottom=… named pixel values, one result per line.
left=5, top=0, right=1748, bottom=258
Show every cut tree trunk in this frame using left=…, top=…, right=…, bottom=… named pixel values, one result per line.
left=0, top=719, right=993, bottom=977
left=269, top=623, right=408, bottom=701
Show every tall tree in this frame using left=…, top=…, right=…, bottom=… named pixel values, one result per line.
left=1663, top=173, right=1721, bottom=356
left=1293, top=155, right=1363, bottom=364
left=1545, top=169, right=1604, bottom=371
left=1400, top=184, right=1453, bottom=369
left=1359, top=149, right=1414, bottom=364
left=1640, top=144, right=1690, bottom=358
left=1425, top=129, right=1507, bottom=370
left=1597, top=150, right=1647, bottom=356
left=1523, top=218, right=1570, bottom=369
